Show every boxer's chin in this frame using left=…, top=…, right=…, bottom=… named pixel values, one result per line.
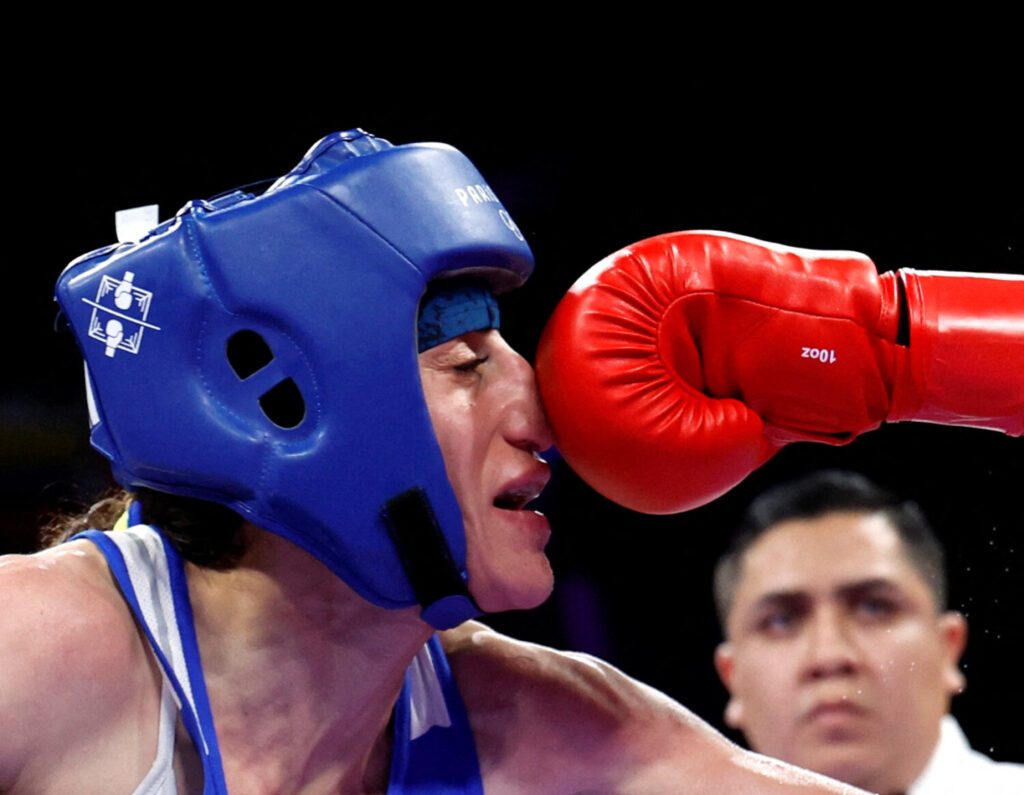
left=472, top=571, right=555, bottom=614
left=466, top=516, right=555, bottom=614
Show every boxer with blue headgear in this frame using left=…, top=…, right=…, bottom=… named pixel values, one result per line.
left=55, top=128, right=532, bottom=629
left=3, top=130, right=872, bottom=795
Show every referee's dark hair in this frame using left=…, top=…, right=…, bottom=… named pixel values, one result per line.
left=713, top=470, right=947, bottom=630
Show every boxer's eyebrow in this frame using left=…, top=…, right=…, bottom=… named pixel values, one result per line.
left=421, top=339, right=474, bottom=368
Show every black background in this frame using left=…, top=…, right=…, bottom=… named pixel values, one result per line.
left=3, top=65, right=1021, bottom=762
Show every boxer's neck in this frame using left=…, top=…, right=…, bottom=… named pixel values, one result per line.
left=182, top=523, right=433, bottom=792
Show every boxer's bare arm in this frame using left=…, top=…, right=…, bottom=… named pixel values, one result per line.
left=443, top=621, right=866, bottom=795
left=0, top=542, right=161, bottom=793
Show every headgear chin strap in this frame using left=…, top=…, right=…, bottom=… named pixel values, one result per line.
left=55, top=129, right=533, bottom=629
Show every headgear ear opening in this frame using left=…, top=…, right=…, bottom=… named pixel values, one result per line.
left=55, top=129, right=534, bottom=629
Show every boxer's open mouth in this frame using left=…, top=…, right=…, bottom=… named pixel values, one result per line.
left=493, top=475, right=548, bottom=511
left=494, top=488, right=539, bottom=511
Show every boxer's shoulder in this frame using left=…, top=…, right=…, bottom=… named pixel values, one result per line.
left=442, top=620, right=652, bottom=723
left=440, top=621, right=722, bottom=792
left=0, top=539, right=138, bottom=656
left=0, top=540, right=161, bottom=791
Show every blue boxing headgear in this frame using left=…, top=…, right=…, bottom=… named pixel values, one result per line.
left=55, top=129, right=533, bottom=629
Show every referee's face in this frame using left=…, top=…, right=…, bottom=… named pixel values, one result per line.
left=714, top=511, right=967, bottom=794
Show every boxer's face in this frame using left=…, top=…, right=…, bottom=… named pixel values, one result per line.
left=419, top=329, right=554, bottom=613
left=714, top=512, right=966, bottom=793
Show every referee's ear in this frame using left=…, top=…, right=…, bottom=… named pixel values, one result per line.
left=937, top=611, right=968, bottom=697
left=714, top=642, right=744, bottom=729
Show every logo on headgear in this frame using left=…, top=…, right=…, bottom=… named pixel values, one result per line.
left=82, top=271, right=162, bottom=357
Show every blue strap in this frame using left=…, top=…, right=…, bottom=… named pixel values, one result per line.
left=73, top=530, right=229, bottom=795
left=388, top=635, right=484, bottom=794
left=417, top=280, right=500, bottom=352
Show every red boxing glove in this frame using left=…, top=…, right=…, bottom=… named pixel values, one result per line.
left=536, top=231, right=1023, bottom=514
